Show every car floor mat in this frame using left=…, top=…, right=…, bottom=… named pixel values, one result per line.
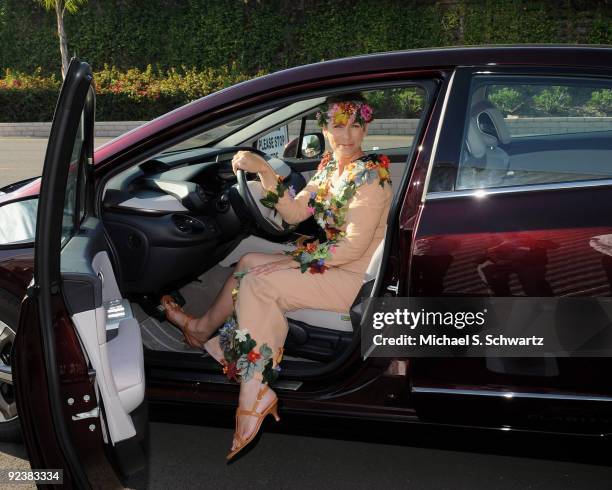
left=131, top=301, right=203, bottom=354
left=132, top=263, right=318, bottom=361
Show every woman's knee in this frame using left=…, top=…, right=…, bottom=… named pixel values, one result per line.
left=236, top=252, right=285, bottom=271
left=238, top=271, right=277, bottom=298
left=236, top=252, right=257, bottom=271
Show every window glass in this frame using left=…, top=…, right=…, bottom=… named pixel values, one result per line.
left=0, top=198, right=38, bottom=246
left=165, top=108, right=277, bottom=152
left=61, top=113, right=84, bottom=246
left=283, top=87, right=427, bottom=154
left=361, top=87, right=426, bottom=152
left=161, top=86, right=427, bottom=158
left=431, top=76, right=612, bottom=192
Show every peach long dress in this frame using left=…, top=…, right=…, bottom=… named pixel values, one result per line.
left=212, top=153, right=392, bottom=380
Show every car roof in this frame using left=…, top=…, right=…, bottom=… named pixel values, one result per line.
left=275, top=44, right=612, bottom=78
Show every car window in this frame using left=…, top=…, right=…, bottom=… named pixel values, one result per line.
left=61, top=111, right=85, bottom=247
left=162, top=85, right=428, bottom=159
left=0, top=198, right=38, bottom=246
left=430, top=75, right=612, bottom=193
left=165, top=108, right=277, bottom=152
left=282, top=87, right=428, bottom=153
left=360, top=87, right=426, bottom=152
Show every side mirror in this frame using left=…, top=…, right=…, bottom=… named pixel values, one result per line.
left=0, top=197, right=38, bottom=246
left=283, top=133, right=325, bottom=159
left=301, top=133, right=325, bottom=158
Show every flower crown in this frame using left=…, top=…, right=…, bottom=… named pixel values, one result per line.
left=315, top=100, right=374, bottom=128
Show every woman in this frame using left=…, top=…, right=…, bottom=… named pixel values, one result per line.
left=161, top=93, right=392, bottom=460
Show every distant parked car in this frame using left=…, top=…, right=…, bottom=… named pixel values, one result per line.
left=0, top=45, right=610, bottom=487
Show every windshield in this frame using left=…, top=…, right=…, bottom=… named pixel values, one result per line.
left=163, top=108, right=277, bottom=152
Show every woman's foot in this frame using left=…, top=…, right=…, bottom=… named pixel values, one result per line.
left=228, top=377, right=280, bottom=461
left=160, top=295, right=214, bottom=348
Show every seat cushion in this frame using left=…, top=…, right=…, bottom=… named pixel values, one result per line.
left=285, top=308, right=353, bottom=332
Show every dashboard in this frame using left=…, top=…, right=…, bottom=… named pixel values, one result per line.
left=101, top=147, right=256, bottom=293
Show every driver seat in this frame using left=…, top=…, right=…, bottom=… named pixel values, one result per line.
left=284, top=239, right=383, bottom=331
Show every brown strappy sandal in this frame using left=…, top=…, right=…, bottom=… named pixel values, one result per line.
left=226, top=384, right=280, bottom=461
left=159, top=295, right=202, bottom=348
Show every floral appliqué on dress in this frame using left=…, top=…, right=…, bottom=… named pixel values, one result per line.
left=261, top=151, right=391, bottom=273
left=219, top=271, right=283, bottom=385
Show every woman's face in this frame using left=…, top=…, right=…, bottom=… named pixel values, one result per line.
left=323, top=121, right=368, bottom=160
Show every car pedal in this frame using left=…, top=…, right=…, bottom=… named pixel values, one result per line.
left=166, top=290, right=186, bottom=307
left=134, top=293, right=167, bottom=322
left=132, top=291, right=187, bottom=322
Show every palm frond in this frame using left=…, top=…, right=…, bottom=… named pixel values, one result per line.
left=36, top=0, right=88, bottom=14
left=65, top=0, right=88, bottom=15
left=37, top=0, right=56, bottom=11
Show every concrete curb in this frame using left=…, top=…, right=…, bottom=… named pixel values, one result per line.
left=0, top=121, right=147, bottom=138
left=0, top=117, right=609, bottom=138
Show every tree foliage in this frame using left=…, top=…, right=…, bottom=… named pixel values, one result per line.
left=0, top=0, right=608, bottom=77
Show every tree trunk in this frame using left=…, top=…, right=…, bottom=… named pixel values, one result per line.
left=55, top=0, right=69, bottom=79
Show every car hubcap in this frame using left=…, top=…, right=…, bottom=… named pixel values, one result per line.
left=0, top=321, right=17, bottom=422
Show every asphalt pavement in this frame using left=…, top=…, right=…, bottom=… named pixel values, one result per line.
left=0, top=137, right=113, bottom=187
left=138, top=413, right=612, bottom=490
left=4, top=412, right=612, bottom=490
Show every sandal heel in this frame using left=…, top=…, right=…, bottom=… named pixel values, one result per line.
left=269, top=402, right=280, bottom=422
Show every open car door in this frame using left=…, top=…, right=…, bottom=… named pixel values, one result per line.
left=13, top=59, right=148, bottom=488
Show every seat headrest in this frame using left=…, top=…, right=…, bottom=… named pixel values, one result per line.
left=470, top=100, right=512, bottom=145
left=465, top=118, right=487, bottom=159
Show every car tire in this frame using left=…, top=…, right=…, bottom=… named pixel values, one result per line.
left=0, top=288, right=22, bottom=443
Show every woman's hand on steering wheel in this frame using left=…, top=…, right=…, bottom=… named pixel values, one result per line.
left=230, top=146, right=295, bottom=236
left=232, top=150, right=269, bottom=175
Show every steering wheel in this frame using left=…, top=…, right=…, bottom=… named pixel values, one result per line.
left=232, top=147, right=298, bottom=237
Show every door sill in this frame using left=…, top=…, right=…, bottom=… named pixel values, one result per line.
left=148, top=368, right=303, bottom=390
left=412, top=385, right=612, bottom=402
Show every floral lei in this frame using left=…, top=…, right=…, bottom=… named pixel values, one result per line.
left=315, top=101, right=374, bottom=128
left=261, top=151, right=391, bottom=274
left=218, top=270, right=283, bottom=385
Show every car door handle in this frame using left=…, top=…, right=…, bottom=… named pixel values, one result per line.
left=71, top=407, right=99, bottom=420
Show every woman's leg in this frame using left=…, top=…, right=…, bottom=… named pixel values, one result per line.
left=165, top=252, right=288, bottom=346
left=229, top=266, right=363, bottom=451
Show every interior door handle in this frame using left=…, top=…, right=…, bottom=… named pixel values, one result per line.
left=71, top=407, right=99, bottom=421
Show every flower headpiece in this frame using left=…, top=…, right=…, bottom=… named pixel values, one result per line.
left=315, top=100, right=374, bottom=128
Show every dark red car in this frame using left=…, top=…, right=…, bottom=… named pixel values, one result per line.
left=0, top=45, right=611, bottom=487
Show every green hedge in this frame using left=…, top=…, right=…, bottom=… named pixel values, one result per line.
left=488, top=85, right=612, bottom=117
left=0, top=67, right=430, bottom=121
left=0, top=0, right=609, bottom=121
left=0, top=0, right=609, bottom=76
left=0, top=64, right=263, bottom=121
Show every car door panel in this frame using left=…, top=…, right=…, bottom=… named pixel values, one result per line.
left=64, top=218, right=146, bottom=443
left=408, top=66, right=612, bottom=435
left=14, top=58, right=148, bottom=487
left=412, top=187, right=612, bottom=369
